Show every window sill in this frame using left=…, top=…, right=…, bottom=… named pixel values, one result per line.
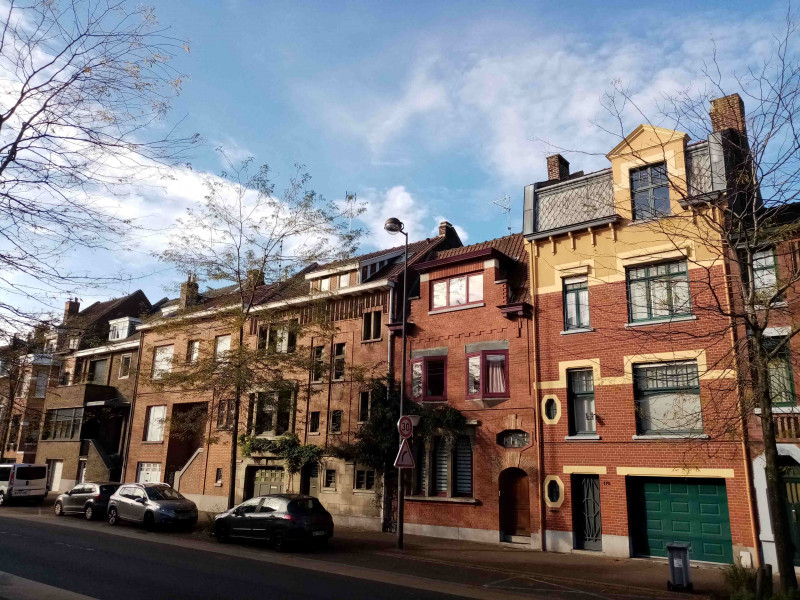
left=142, top=440, right=164, bottom=445
left=308, top=431, right=321, bottom=436
left=560, top=328, right=595, bottom=335
left=360, top=339, right=383, bottom=344
left=564, top=434, right=600, bottom=441
left=632, top=433, right=709, bottom=440
left=404, top=495, right=478, bottom=505
left=214, top=482, right=222, bottom=487
left=428, top=303, right=485, bottom=316
left=321, top=488, right=336, bottom=493
left=353, top=489, right=376, bottom=495
left=625, top=315, right=696, bottom=328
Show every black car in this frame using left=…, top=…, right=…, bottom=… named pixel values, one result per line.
left=54, top=483, right=120, bottom=520
left=214, top=494, right=333, bottom=550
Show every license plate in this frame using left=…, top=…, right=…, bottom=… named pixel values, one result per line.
left=15, top=490, right=28, bottom=496
left=312, top=530, right=326, bottom=537
left=177, top=514, right=192, bottom=520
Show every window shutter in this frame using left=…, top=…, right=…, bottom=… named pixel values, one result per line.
left=454, top=436, right=472, bottom=496
left=433, top=438, right=448, bottom=494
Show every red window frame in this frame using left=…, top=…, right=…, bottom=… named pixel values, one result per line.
left=411, top=356, right=447, bottom=402
left=465, top=350, right=509, bottom=399
left=430, top=272, right=484, bottom=310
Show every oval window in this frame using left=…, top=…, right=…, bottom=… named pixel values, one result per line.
left=544, top=398, right=558, bottom=420
left=547, top=479, right=560, bottom=503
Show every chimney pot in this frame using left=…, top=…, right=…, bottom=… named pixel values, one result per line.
left=710, top=94, right=746, bottom=135
left=438, top=221, right=453, bottom=237
left=546, top=154, right=570, bottom=182
left=64, top=298, right=80, bottom=321
left=179, top=274, right=199, bottom=309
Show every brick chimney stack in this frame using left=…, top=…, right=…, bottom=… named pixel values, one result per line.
left=63, top=298, right=80, bottom=321
left=245, top=269, right=265, bottom=289
left=179, top=274, right=199, bottom=309
left=710, top=93, right=746, bottom=135
left=546, top=154, right=570, bottom=182
left=438, top=221, right=454, bottom=237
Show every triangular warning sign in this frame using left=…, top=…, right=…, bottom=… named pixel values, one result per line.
left=394, top=438, right=415, bottom=468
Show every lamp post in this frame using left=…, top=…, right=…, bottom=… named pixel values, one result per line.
left=384, top=217, right=408, bottom=550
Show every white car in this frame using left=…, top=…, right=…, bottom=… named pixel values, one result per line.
left=0, top=463, right=48, bottom=505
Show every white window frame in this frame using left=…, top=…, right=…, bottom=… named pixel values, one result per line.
left=338, top=273, right=350, bottom=288
left=34, top=372, right=47, bottom=398
left=144, top=405, right=167, bottom=442
left=187, top=340, right=200, bottom=364
left=119, top=354, right=132, bottom=379
left=69, top=337, right=80, bottom=350
left=320, top=277, right=331, bottom=292
left=214, top=335, right=231, bottom=362
left=152, top=345, right=174, bottom=380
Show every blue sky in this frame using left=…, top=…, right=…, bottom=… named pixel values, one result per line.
left=21, top=0, right=793, bottom=315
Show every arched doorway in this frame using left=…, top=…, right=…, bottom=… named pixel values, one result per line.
left=499, top=468, right=530, bottom=540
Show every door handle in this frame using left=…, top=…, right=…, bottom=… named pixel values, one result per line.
left=793, top=508, right=798, bottom=523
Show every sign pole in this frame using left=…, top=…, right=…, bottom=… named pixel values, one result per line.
left=397, top=229, right=408, bottom=550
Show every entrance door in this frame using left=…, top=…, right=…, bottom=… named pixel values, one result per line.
left=499, top=468, right=530, bottom=539
left=47, top=460, right=63, bottom=492
left=300, top=463, right=319, bottom=497
left=781, top=461, right=800, bottom=566
left=252, top=467, right=284, bottom=497
left=76, top=460, right=87, bottom=485
left=572, top=474, right=602, bottom=550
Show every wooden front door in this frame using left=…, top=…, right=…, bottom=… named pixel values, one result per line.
left=499, top=468, right=530, bottom=537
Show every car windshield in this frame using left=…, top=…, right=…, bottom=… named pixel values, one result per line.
left=288, top=498, right=324, bottom=514
left=16, top=466, right=46, bottom=480
left=145, top=486, right=184, bottom=501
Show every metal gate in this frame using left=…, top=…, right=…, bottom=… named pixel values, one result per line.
left=572, top=474, right=602, bottom=551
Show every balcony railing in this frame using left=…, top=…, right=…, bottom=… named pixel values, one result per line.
left=774, top=414, right=800, bottom=442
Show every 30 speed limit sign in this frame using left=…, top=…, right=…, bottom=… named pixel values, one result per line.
left=397, top=415, right=413, bottom=439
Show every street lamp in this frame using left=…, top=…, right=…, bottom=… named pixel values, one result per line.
left=384, top=217, right=408, bottom=550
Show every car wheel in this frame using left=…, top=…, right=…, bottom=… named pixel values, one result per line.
left=0, top=491, right=6, bottom=506
left=272, top=530, right=288, bottom=552
left=143, top=512, right=155, bottom=531
left=84, top=504, right=94, bottom=521
left=214, top=522, right=229, bottom=543
left=107, top=507, right=119, bottom=526
left=54, top=501, right=64, bottom=516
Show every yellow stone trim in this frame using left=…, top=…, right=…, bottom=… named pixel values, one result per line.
left=615, top=467, right=735, bottom=478
left=543, top=475, right=565, bottom=508
left=563, top=465, right=607, bottom=475
left=536, top=350, right=735, bottom=391
left=606, top=124, right=689, bottom=159
left=554, top=260, right=593, bottom=276
left=541, top=395, right=561, bottom=425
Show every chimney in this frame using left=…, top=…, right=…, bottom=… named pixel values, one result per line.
left=64, top=298, right=80, bottom=321
left=179, top=274, right=199, bottom=309
left=546, top=154, right=570, bottom=182
left=710, top=93, right=746, bottom=135
left=438, top=221, right=454, bottom=237
left=245, top=269, right=265, bottom=290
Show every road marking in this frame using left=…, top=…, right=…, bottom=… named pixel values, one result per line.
left=0, top=570, right=97, bottom=600
left=54, top=541, right=95, bottom=552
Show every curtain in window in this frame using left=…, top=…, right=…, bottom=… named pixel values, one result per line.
left=153, top=346, right=174, bottom=379
left=145, top=406, right=166, bottom=441
left=486, top=355, right=506, bottom=394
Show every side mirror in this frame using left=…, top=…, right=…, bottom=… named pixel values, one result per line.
left=136, top=496, right=146, bottom=504
left=234, top=507, right=243, bottom=516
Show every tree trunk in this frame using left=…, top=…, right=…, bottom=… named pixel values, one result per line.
left=755, top=345, right=798, bottom=591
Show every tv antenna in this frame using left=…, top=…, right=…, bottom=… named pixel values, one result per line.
left=344, top=191, right=358, bottom=233
left=491, top=195, right=512, bottom=234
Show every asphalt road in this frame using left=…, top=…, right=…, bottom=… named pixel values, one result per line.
left=0, top=515, right=467, bottom=600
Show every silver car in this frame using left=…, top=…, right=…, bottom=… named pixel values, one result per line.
left=106, top=483, right=198, bottom=529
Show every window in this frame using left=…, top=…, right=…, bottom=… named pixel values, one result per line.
left=312, top=346, right=325, bottom=382
left=320, top=277, right=330, bottom=292
left=330, top=410, right=342, bottom=433
left=633, top=361, right=702, bottom=435
left=466, top=351, right=508, bottom=399
left=358, top=391, right=371, bottom=422
left=544, top=398, right=558, bottom=421
left=309, top=411, right=320, bottom=433
left=119, top=354, right=132, bottom=379
left=257, top=326, right=269, bottom=350
left=144, top=405, right=167, bottom=442
left=433, top=437, right=448, bottom=496
left=34, top=372, right=47, bottom=398
left=431, top=273, right=483, bottom=310
left=324, top=469, right=336, bottom=488
left=416, top=435, right=472, bottom=498
left=630, top=162, right=669, bottom=220
left=136, top=462, right=161, bottom=484
left=339, top=273, right=350, bottom=288
left=355, top=469, right=375, bottom=490
left=333, top=343, right=346, bottom=380
left=766, top=338, right=795, bottom=407
left=152, top=345, right=174, bottom=379
left=454, top=436, right=472, bottom=496
left=215, top=468, right=223, bottom=485
left=411, top=356, right=447, bottom=401
left=253, top=390, right=292, bottom=436
left=88, top=359, right=108, bottom=385
left=362, top=310, right=382, bottom=341
left=563, top=277, right=590, bottom=330
left=547, top=479, right=561, bottom=503
left=214, top=334, right=231, bottom=362
left=109, top=321, right=126, bottom=340
left=498, top=430, right=530, bottom=448
left=217, top=397, right=234, bottom=429
left=69, top=337, right=80, bottom=350
left=567, top=369, right=595, bottom=436
left=265, top=322, right=298, bottom=354
left=186, top=341, right=200, bottom=364
left=752, top=248, right=779, bottom=298
left=627, top=261, right=690, bottom=322
left=41, top=408, right=83, bottom=440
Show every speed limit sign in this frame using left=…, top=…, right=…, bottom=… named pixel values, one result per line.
left=397, top=415, right=413, bottom=439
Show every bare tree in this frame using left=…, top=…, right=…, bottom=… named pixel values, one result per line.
left=151, top=153, right=361, bottom=508
left=0, top=0, right=198, bottom=330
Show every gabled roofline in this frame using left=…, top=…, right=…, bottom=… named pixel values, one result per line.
left=413, top=248, right=503, bottom=272
left=606, top=124, right=689, bottom=159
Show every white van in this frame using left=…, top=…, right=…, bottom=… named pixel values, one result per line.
left=0, top=463, right=48, bottom=505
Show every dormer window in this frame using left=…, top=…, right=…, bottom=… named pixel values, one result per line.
left=431, top=273, right=483, bottom=310
left=339, top=273, right=350, bottom=288
left=108, top=317, right=141, bottom=341
left=631, top=162, right=669, bottom=220
left=320, top=277, right=331, bottom=292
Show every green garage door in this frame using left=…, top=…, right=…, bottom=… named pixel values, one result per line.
left=629, top=477, right=733, bottom=563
